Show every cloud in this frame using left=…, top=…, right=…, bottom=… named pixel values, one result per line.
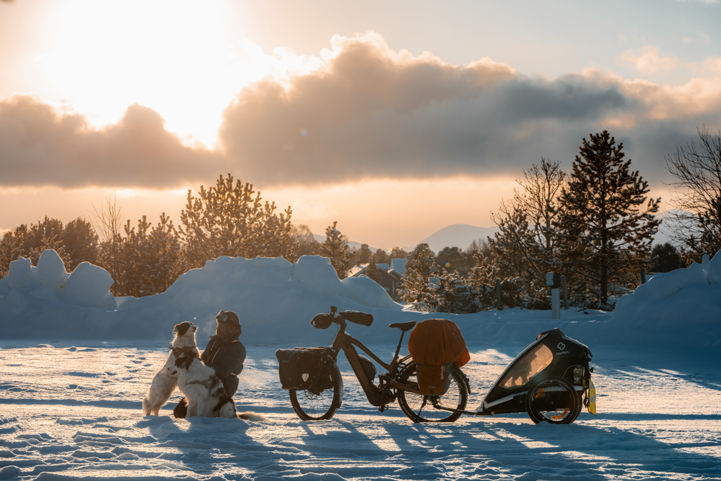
left=621, top=46, right=679, bottom=74
left=2, top=33, right=721, bottom=189
left=219, top=34, right=720, bottom=185
left=0, top=96, right=222, bottom=188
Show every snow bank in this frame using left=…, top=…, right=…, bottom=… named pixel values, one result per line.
left=0, top=251, right=115, bottom=315
left=1, top=249, right=720, bottom=350
left=0, top=252, right=402, bottom=343
left=612, top=249, right=721, bottom=349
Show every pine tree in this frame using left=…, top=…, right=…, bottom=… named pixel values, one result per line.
left=321, top=221, right=352, bottom=278
left=556, top=130, right=660, bottom=308
left=650, top=243, right=682, bottom=273
left=351, top=243, right=373, bottom=266
left=62, top=218, right=99, bottom=271
left=178, top=174, right=296, bottom=267
left=486, top=203, right=548, bottom=308
left=401, top=243, right=438, bottom=310
left=116, top=214, right=183, bottom=296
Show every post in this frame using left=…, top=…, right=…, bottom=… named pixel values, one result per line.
left=546, top=272, right=561, bottom=320
left=495, top=279, right=502, bottom=310
left=560, top=274, right=568, bottom=309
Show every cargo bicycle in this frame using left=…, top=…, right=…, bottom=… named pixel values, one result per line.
left=276, top=306, right=471, bottom=422
left=276, top=307, right=596, bottom=424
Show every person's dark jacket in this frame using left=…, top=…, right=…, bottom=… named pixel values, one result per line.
left=201, top=335, right=246, bottom=396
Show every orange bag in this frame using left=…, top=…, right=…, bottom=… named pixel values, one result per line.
left=408, top=319, right=470, bottom=395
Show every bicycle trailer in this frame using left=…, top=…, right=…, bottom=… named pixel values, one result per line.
left=474, top=328, right=595, bottom=424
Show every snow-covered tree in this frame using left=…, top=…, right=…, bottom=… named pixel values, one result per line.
left=401, top=243, right=439, bottom=310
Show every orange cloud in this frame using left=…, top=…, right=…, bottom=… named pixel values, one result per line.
left=2, top=34, right=721, bottom=190
left=0, top=96, right=221, bottom=188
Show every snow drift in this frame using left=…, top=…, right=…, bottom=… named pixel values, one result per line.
left=0, top=249, right=719, bottom=349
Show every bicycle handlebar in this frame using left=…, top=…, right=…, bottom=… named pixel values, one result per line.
left=310, top=307, right=374, bottom=329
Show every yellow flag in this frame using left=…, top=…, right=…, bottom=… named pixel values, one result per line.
left=587, top=379, right=597, bottom=415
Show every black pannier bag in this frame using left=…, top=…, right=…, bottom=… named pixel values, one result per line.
left=276, top=347, right=336, bottom=394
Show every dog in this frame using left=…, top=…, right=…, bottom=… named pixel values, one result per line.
left=142, top=321, right=199, bottom=416
left=173, top=339, right=238, bottom=418
left=172, top=323, right=264, bottom=421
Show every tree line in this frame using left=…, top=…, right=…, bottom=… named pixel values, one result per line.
left=1, top=129, right=719, bottom=310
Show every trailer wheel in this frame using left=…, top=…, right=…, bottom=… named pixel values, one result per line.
left=526, top=378, right=581, bottom=424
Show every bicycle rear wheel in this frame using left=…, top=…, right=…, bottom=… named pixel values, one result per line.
left=289, top=365, right=343, bottom=420
left=397, top=363, right=467, bottom=422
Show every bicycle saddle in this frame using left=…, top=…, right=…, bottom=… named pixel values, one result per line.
left=389, top=321, right=416, bottom=332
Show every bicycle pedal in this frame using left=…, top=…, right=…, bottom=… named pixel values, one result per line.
left=378, top=405, right=387, bottom=412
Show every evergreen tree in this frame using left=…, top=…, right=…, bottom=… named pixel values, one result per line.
left=321, top=221, right=352, bottom=278
left=401, top=243, right=438, bottom=310
left=556, top=130, right=660, bottom=308
left=26, top=217, right=68, bottom=265
left=486, top=203, right=548, bottom=308
left=62, top=218, right=99, bottom=271
left=179, top=174, right=296, bottom=267
left=0, top=217, right=74, bottom=276
left=650, top=243, right=683, bottom=273
left=433, top=268, right=482, bottom=313
left=351, top=243, right=373, bottom=266
left=0, top=224, right=29, bottom=278
left=372, top=248, right=390, bottom=265
left=436, top=246, right=473, bottom=276
left=116, top=214, right=183, bottom=296
left=390, top=247, right=408, bottom=259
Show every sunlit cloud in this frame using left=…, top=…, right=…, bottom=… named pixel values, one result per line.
left=2, top=32, right=721, bottom=192
left=621, top=46, right=679, bottom=74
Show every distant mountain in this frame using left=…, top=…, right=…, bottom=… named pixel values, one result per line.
left=416, top=224, right=497, bottom=253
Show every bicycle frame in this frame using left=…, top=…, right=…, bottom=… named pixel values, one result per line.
left=329, top=318, right=419, bottom=406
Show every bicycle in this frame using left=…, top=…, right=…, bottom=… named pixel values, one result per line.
left=276, top=306, right=471, bottom=423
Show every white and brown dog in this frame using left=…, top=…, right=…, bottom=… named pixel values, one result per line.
left=173, top=337, right=238, bottom=418
left=141, top=321, right=199, bottom=416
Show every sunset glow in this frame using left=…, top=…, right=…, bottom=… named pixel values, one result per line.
left=1, top=0, right=720, bottom=247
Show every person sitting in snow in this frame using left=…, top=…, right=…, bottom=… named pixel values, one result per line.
left=173, top=310, right=247, bottom=418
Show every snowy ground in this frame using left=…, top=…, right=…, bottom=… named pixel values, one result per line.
left=2, top=340, right=720, bottom=481
left=2, top=251, right=720, bottom=479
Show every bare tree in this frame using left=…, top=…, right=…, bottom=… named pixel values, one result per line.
left=517, top=158, right=567, bottom=253
left=667, top=127, right=721, bottom=260
left=93, top=196, right=124, bottom=292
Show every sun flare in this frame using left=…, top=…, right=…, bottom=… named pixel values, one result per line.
left=39, top=0, right=277, bottom=147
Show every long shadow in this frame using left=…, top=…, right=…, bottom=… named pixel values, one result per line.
left=441, top=414, right=721, bottom=480
left=384, top=417, right=609, bottom=480
left=514, top=419, right=721, bottom=478
left=592, top=346, right=721, bottom=393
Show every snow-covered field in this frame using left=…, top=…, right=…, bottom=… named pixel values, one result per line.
left=1, top=341, right=720, bottom=481
left=1, top=250, right=721, bottom=480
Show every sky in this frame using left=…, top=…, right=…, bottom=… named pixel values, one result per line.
left=1, top=0, right=720, bottom=249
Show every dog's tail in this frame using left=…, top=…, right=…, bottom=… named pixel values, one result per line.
left=236, top=411, right=267, bottom=422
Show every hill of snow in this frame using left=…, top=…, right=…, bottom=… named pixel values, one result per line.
left=1, top=249, right=719, bottom=351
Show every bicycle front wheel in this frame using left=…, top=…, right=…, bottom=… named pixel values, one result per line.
left=289, top=365, right=343, bottom=420
left=397, top=363, right=467, bottom=422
